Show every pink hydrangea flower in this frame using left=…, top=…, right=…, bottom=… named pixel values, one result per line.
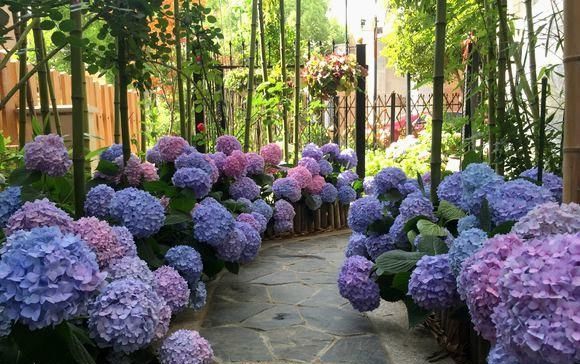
left=305, top=175, right=325, bottom=194
left=260, top=143, right=283, bottom=165
left=141, top=162, right=159, bottom=182
left=156, top=136, right=189, bottom=162
left=287, top=166, right=312, bottom=189
left=223, top=150, right=248, bottom=179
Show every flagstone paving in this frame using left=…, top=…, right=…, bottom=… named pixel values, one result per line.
left=199, top=231, right=453, bottom=364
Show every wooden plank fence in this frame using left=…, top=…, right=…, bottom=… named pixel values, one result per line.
left=0, top=57, right=142, bottom=152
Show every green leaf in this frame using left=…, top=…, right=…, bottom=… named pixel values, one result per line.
left=461, top=150, right=482, bottom=170
left=169, top=195, right=196, bottom=214
left=58, top=19, right=74, bottom=32
left=375, top=250, right=424, bottom=276
left=403, top=297, right=430, bottom=328
left=402, top=215, right=433, bottom=234
left=51, top=31, right=68, bottom=47
left=407, top=230, right=418, bottom=245
left=84, top=146, right=108, bottom=161
left=416, top=172, right=425, bottom=194
left=60, top=324, right=96, bottom=364
left=206, top=15, right=217, bottom=23
left=417, top=235, right=448, bottom=255
left=491, top=220, right=516, bottom=236
left=40, top=20, right=56, bottom=30
left=95, top=160, right=119, bottom=176
left=138, top=239, right=164, bottom=268
left=376, top=274, right=407, bottom=302
left=164, top=212, right=191, bottom=225
left=31, top=117, right=43, bottom=137
left=9, top=168, right=41, bottom=186
left=437, top=200, right=466, bottom=222
left=478, top=198, right=492, bottom=233
left=367, top=216, right=394, bottom=235
left=380, top=189, right=403, bottom=202
left=416, top=220, right=448, bottom=237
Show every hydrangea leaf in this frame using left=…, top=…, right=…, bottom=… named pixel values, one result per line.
left=8, top=167, right=42, bottom=186
left=490, top=220, right=516, bottom=236
left=416, top=220, right=448, bottom=237
left=95, top=160, right=120, bottom=177
left=436, top=200, right=466, bottom=222
left=417, top=236, right=448, bottom=255
left=403, top=297, right=430, bottom=328
left=374, top=250, right=424, bottom=276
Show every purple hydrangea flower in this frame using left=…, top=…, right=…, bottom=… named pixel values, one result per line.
left=321, top=183, right=338, bottom=203
left=298, top=157, right=321, bottom=175
left=215, top=227, right=246, bottom=262
left=0, top=227, right=105, bottom=330
left=448, top=228, right=488, bottom=276
left=374, top=167, right=407, bottom=195
left=302, top=143, right=323, bottom=161
left=146, top=146, right=163, bottom=165
left=318, top=159, right=333, bottom=176
left=175, top=152, right=219, bottom=184
left=155, top=302, right=172, bottom=340
left=109, top=188, right=165, bottom=238
left=338, top=256, right=380, bottom=312
left=492, top=234, right=580, bottom=364
left=463, top=178, right=504, bottom=216
left=237, top=213, right=261, bottom=233
left=100, top=144, right=123, bottom=162
left=274, top=199, right=295, bottom=221
left=520, top=167, right=563, bottom=202
left=364, top=233, right=396, bottom=261
left=156, top=136, right=189, bottom=162
left=321, top=143, right=340, bottom=159
left=251, top=199, right=273, bottom=221
left=399, top=179, right=421, bottom=197
left=260, top=143, right=283, bottom=165
left=458, top=234, right=524, bottom=341
left=398, top=192, right=435, bottom=222
left=237, top=221, right=262, bottom=263
left=85, top=185, right=115, bottom=219
left=337, top=148, right=357, bottom=168
left=408, top=254, right=459, bottom=310
left=337, top=186, right=357, bottom=204
left=229, top=176, right=261, bottom=201
left=273, top=219, right=293, bottom=234
left=512, top=202, right=580, bottom=239
left=437, top=172, right=464, bottom=209
left=363, top=177, right=376, bottom=195
left=246, top=153, right=265, bottom=175
left=488, top=179, right=554, bottom=225
left=5, top=198, right=74, bottom=236
left=346, top=233, right=369, bottom=258
left=209, top=152, right=227, bottom=173
left=154, top=265, right=190, bottom=313
left=120, top=155, right=145, bottom=186
left=190, top=281, right=207, bottom=311
left=24, top=134, right=72, bottom=176
left=158, top=329, right=214, bottom=364
left=457, top=215, right=480, bottom=233
left=337, top=170, right=359, bottom=189
left=273, top=177, right=302, bottom=202
left=88, top=278, right=165, bottom=353
left=287, top=166, right=313, bottom=189
left=347, top=196, right=384, bottom=233
left=141, top=161, right=159, bottom=182
left=192, top=198, right=235, bottom=246
left=487, top=345, right=520, bottom=364
left=216, top=135, right=242, bottom=156
left=251, top=212, right=268, bottom=234
left=236, top=198, right=252, bottom=212
left=165, top=245, right=203, bottom=284
left=0, top=186, right=21, bottom=228
left=111, top=226, right=137, bottom=257
left=223, top=150, right=248, bottom=179
left=172, top=167, right=212, bottom=199
left=105, top=256, right=154, bottom=285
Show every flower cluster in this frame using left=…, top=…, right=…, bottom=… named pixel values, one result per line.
left=155, top=136, right=189, bottom=162
left=0, top=186, right=21, bottom=228
left=374, top=167, right=407, bottom=195
left=298, top=157, right=320, bottom=175
left=487, top=345, right=520, bottom=364
left=5, top=198, right=74, bottom=236
left=192, top=198, right=235, bottom=247
left=245, top=152, right=265, bottom=175
left=345, top=233, right=369, bottom=258
left=303, top=53, right=366, bottom=100
left=165, top=245, right=203, bottom=285
left=172, top=167, right=212, bottom=198
left=337, top=186, right=356, bottom=204
left=287, top=166, right=312, bottom=189
left=519, top=167, right=563, bottom=202
left=109, top=188, right=165, bottom=238
left=223, top=150, right=248, bottom=178
left=320, top=183, right=338, bottom=203
left=511, top=202, right=580, bottom=239
left=100, top=144, right=123, bottom=162
left=273, top=199, right=295, bottom=234
left=321, top=143, right=340, bottom=159
left=364, top=234, right=395, bottom=261
left=273, top=177, right=302, bottom=202
left=436, top=172, right=463, bottom=208
left=302, top=143, right=323, bottom=161
left=158, top=330, right=214, bottom=364
left=24, top=134, right=72, bottom=176
left=105, top=256, right=154, bottom=285
left=175, top=152, right=219, bottom=184
left=237, top=221, right=262, bottom=263
left=260, top=143, right=283, bottom=165
left=347, top=196, right=384, bottom=234
left=408, top=254, right=458, bottom=310
left=487, top=179, right=554, bottom=225
left=229, top=177, right=261, bottom=201
left=251, top=199, right=273, bottom=220
left=85, top=185, right=115, bottom=219
left=338, top=256, right=380, bottom=312
left=448, top=228, right=488, bottom=276
left=216, top=135, right=242, bottom=156
left=337, top=149, right=357, bottom=169
left=154, top=266, right=191, bottom=313
left=457, top=215, right=479, bottom=233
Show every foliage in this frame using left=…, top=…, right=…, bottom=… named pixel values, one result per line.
left=303, top=53, right=367, bottom=100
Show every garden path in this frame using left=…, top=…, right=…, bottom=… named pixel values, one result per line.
left=191, top=231, right=451, bottom=364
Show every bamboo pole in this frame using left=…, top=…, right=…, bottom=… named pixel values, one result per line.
left=525, top=0, right=540, bottom=130
left=43, top=36, right=62, bottom=136
left=13, top=11, right=28, bottom=147
left=71, top=0, right=85, bottom=218
left=563, top=0, right=580, bottom=203
left=118, top=36, right=131, bottom=162
left=495, top=0, right=508, bottom=174
left=279, top=0, right=290, bottom=161
left=32, top=19, right=51, bottom=134
left=140, top=89, right=147, bottom=156
left=258, top=0, right=273, bottom=143
left=174, top=0, right=186, bottom=138
left=244, top=0, right=259, bottom=152
left=485, top=0, right=497, bottom=167
left=430, top=0, right=446, bottom=203
left=293, top=0, right=301, bottom=165
left=114, top=73, right=121, bottom=144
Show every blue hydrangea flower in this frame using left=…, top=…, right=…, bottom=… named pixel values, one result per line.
left=229, top=177, right=261, bottom=201
left=273, top=199, right=295, bottom=221
left=374, top=167, right=407, bottom=195
left=237, top=221, right=262, bottom=263
left=347, top=196, right=384, bottom=234
left=251, top=199, right=273, bottom=221
left=250, top=212, right=268, bottom=234
left=0, top=227, right=105, bottom=330
left=302, top=143, right=323, bottom=161
left=388, top=215, right=406, bottom=243
left=338, top=256, right=380, bottom=312
left=154, top=265, right=190, bottom=313
left=487, top=345, right=520, bottom=364
left=215, top=135, right=242, bottom=156
left=0, top=186, right=21, bottom=228
left=399, top=179, right=422, bottom=197
left=215, top=227, right=246, bottom=262
left=100, top=144, right=124, bottom=162
left=364, top=233, right=396, bottom=261
left=318, top=159, right=333, bottom=176
left=84, top=185, right=115, bottom=219
left=174, top=152, right=219, bottom=184
left=172, top=167, right=212, bottom=199
left=192, top=198, right=235, bottom=247
left=246, top=152, right=265, bottom=175
left=88, top=278, right=165, bottom=353
left=337, top=186, right=356, bottom=204
left=408, top=254, right=459, bottom=310
left=321, top=143, right=340, bottom=159
left=337, top=149, right=357, bottom=168
left=519, top=167, right=563, bottom=202
left=24, top=134, right=72, bottom=176
left=337, top=170, right=359, bottom=189
left=146, top=146, right=163, bottom=165
left=158, top=329, right=214, bottom=364
left=462, top=163, right=503, bottom=195
left=105, top=256, right=154, bottom=285
left=437, top=172, right=464, bottom=208
left=363, top=177, right=376, bottom=195
left=488, top=179, right=554, bottom=226
left=448, top=228, right=488, bottom=276
left=320, top=183, right=338, bottom=203
left=109, top=188, right=165, bottom=238
left=346, top=233, right=369, bottom=258
left=463, top=179, right=504, bottom=216
left=273, top=177, right=302, bottom=202
left=190, top=281, right=207, bottom=311
left=457, top=215, right=480, bottom=233
left=0, top=305, right=12, bottom=337
left=399, top=192, right=435, bottom=222
left=165, top=245, right=203, bottom=285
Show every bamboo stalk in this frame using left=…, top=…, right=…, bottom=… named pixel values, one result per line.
left=0, top=18, right=33, bottom=71
left=562, top=0, right=579, bottom=202
left=43, top=35, right=62, bottom=136
left=485, top=0, right=497, bottom=168
left=525, top=0, right=540, bottom=131
left=114, top=73, right=121, bottom=144
left=32, top=18, right=51, bottom=134
left=279, top=0, right=290, bottom=161
left=258, top=0, right=273, bottom=143
left=140, top=89, right=147, bottom=157
left=495, top=0, right=508, bottom=174
left=174, top=0, right=186, bottom=139
left=293, top=0, right=301, bottom=165
left=71, top=0, right=85, bottom=218
left=244, top=0, right=259, bottom=152
left=430, top=0, right=447, bottom=202
left=13, top=10, right=28, bottom=147
left=118, top=36, right=131, bottom=162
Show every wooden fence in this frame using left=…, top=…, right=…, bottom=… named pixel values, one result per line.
left=0, top=57, right=142, bottom=151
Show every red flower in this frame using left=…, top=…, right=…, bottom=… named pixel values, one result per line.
left=196, top=123, right=205, bottom=133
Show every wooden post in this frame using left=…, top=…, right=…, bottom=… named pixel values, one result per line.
left=563, top=0, right=580, bottom=202
left=389, top=91, right=396, bottom=145
left=355, top=43, right=367, bottom=178
left=406, top=72, right=412, bottom=136
left=71, top=0, right=85, bottom=217
left=13, top=10, right=28, bottom=147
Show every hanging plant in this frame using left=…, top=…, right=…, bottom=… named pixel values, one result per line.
left=303, top=53, right=367, bottom=100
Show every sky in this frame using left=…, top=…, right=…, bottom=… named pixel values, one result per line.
left=328, top=0, right=382, bottom=37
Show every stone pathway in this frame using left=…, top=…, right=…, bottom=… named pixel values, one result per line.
left=199, top=232, right=451, bottom=364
